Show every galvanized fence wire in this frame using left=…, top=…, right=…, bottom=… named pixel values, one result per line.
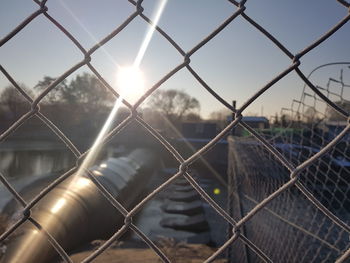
left=0, top=0, right=349, bottom=262
left=228, top=63, right=350, bottom=262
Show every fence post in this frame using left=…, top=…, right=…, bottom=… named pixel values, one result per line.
left=227, top=136, right=251, bottom=263
left=227, top=137, right=234, bottom=262
left=231, top=100, right=236, bottom=136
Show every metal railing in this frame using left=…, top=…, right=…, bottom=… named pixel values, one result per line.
left=1, top=0, right=350, bottom=262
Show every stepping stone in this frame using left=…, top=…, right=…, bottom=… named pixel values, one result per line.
left=173, top=178, right=190, bottom=187
left=161, top=200, right=203, bottom=216
left=171, top=184, right=194, bottom=192
left=160, top=214, right=210, bottom=233
left=168, top=190, right=200, bottom=202
left=172, top=174, right=199, bottom=186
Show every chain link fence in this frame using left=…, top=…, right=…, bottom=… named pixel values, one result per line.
left=1, top=0, right=350, bottom=262
left=227, top=63, right=350, bottom=262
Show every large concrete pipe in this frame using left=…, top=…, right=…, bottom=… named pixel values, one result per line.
left=1, top=148, right=157, bottom=263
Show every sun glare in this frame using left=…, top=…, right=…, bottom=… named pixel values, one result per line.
left=117, top=66, right=145, bottom=103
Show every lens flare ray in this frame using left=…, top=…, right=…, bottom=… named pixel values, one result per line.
left=134, top=0, right=168, bottom=68
left=50, top=0, right=169, bottom=215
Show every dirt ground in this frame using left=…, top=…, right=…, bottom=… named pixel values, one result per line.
left=69, top=241, right=227, bottom=263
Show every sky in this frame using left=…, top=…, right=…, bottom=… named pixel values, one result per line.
left=0, top=0, right=350, bottom=118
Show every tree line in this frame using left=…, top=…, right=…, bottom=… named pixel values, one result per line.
left=0, top=73, right=202, bottom=139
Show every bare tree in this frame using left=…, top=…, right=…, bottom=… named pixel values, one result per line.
left=208, top=108, right=231, bottom=129
left=325, top=100, right=350, bottom=122
left=34, top=73, right=114, bottom=109
left=63, top=73, right=114, bottom=109
left=148, top=89, right=200, bottom=123
left=32, top=73, right=116, bottom=137
left=303, top=106, right=318, bottom=124
left=280, top=114, right=290, bottom=128
left=34, top=76, right=68, bottom=103
left=0, top=85, right=32, bottom=120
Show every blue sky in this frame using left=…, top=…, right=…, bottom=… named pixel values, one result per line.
left=0, top=0, right=349, bottom=118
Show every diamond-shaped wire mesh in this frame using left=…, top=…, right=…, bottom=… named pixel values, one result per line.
left=227, top=62, right=350, bottom=262
left=0, top=0, right=350, bottom=262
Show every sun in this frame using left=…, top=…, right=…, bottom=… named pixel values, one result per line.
left=116, top=66, right=145, bottom=104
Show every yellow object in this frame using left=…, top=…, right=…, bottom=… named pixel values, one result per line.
left=213, top=188, right=221, bottom=195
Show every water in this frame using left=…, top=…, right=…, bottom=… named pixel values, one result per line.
left=0, top=142, right=76, bottom=210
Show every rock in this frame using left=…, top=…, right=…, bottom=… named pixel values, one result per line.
left=161, top=200, right=203, bottom=216
left=168, top=190, right=200, bottom=202
left=160, top=214, right=210, bottom=233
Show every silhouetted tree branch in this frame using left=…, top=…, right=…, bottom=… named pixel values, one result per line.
left=148, top=89, right=200, bottom=123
